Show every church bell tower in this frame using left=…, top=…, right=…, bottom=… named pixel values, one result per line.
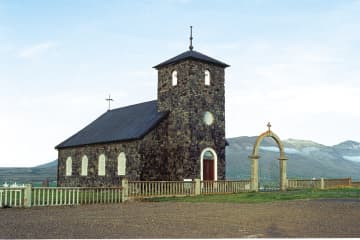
left=153, top=27, right=229, bottom=180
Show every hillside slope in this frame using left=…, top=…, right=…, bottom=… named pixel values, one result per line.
left=1, top=137, right=360, bottom=185
left=226, top=137, right=360, bottom=182
left=0, top=160, right=57, bottom=185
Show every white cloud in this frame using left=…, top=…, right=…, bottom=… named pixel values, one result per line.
left=18, top=42, right=57, bottom=59
left=260, top=146, right=300, bottom=154
left=343, top=156, right=360, bottom=162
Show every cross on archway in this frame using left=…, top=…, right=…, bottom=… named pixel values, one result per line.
left=267, top=122, right=272, bottom=132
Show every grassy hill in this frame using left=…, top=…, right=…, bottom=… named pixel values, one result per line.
left=226, top=137, right=360, bottom=185
left=0, top=160, right=57, bottom=185
left=1, top=137, right=360, bottom=185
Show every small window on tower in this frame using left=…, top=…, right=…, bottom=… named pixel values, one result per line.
left=172, top=70, right=178, bottom=86
left=205, top=70, right=211, bottom=86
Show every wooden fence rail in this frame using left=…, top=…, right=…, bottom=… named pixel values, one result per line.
left=2, top=178, right=356, bottom=208
left=128, top=181, right=195, bottom=198
left=31, top=187, right=123, bottom=206
left=288, top=178, right=352, bottom=190
left=1, top=186, right=124, bottom=208
left=201, top=180, right=251, bottom=194
left=287, top=179, right=321, bottom=189
left=0, top=188, right=24, bottom=207
left=324, top=178, right=352, bottom=188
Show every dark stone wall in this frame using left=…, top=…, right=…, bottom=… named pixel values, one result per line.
left=57, top=118, right=169, bottom=187
left=157, top=59, right=226, bottom=180
left=57, top=57, right=227, bottom=186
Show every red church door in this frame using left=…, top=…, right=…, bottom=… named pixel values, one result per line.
left=203, top=159, right=214, bottom=181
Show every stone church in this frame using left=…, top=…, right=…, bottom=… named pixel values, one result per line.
left=55, top=33, right=229, bottom=187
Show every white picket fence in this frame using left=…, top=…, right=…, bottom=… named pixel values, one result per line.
left=128, top=180, right=251, bottom=198
left=128, top=181, right=196, bottom=198
left=0, top=188, right=24, bottom=207
left=0, top=186, right=124, bottom=208
left=287, top=178, right=353, bottom=190
left=0, top=179, right=252, bottom=208
left=2, top=177, right=356, bottom=208
left=31, top=187, right=123, bottom=206
left=201, top=180, right=251, bottom=194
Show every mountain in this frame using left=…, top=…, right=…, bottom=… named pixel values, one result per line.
left=226, top=137, right=360, bottom=183
left=0, top=160, right=57, bottom=185
left=332, top=141, right=360, bottom=163
left=1, top=138, right=360, bottom=185
left=34, top=160, right=58, bottom=169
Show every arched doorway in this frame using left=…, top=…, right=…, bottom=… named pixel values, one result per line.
left=200, top=148, right=218, bottom=181
left=248, top=123, right=288, bottom=191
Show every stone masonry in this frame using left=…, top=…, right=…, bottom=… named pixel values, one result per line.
left=57, top=49, right=228, bottom=186
left=58, top=119, right=169, bottom=187
left=157, top=59, right=226, bottom=180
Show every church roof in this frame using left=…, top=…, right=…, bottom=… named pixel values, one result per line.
left=153, top=50, right=230, bottom=69
left=55, top=100, right=168, bottom=149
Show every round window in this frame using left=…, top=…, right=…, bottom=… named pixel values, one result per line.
left=203, top=111, right=214, bottom=126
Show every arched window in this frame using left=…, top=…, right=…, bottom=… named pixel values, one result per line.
left=172, top=70, right=178, bottom=86
left=117, top=152, right=126, bottom=176
left=205, top=70, right=211, bottom=86
left=98, top=154, right=106, bottom=176
left=81, top=155, right=88, bottom=176
left=65, top=157, right=72, bottom=176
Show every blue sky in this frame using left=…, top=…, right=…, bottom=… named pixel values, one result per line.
left=1, top=0, right=360, bottom=167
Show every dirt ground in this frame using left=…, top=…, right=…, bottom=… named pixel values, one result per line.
left=1, top=198, right=359, bottom=238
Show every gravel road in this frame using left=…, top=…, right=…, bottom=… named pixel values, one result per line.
left=1, top=198, right=359, bottom=238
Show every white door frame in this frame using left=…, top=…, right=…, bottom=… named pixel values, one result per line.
left=200, top=147, right=218, bottom=181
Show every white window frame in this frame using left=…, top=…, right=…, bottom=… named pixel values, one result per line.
left=98, top=154, right=106, bottom=176
left=172, top=70, right=178, bottom=86
left=205, top=70, right=211, bottom=86
left=81, top=155, right=88, bottom=176
left=117, top=152, right=126, bottom=176
left=65, top=157, right=72, bottom=176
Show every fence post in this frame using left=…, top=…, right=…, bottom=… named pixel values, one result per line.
left=24, top=184, right=32, bottom=207
left=121, top=178, right=128, bottom=202
left=195, top=179, right=201, bottom=195
left=320, top=178, right=325, bottom=190
left=349, top=177, right=352, bottom=187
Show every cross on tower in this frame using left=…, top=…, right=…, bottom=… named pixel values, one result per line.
left=267, top=122, right=272, bottom=132
left=105, top=94, right=114, bottom=111
left=189, top=26, right=194, bottom=51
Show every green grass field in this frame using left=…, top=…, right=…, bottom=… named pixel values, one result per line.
left=146, top=188, right=360, bottom=203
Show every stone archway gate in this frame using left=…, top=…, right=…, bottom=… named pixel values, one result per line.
left=248, top=123, right=288, bottom=191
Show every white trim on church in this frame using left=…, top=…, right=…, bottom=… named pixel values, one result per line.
left=81, top=155, right=88, bottom=176
left=66, top=157, right=72, bottom=176
left=98, top=154, right=106, bottom=176
left=200, top=147, right=218, bottom=181
left=117, top=152, right=126, bottom=176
